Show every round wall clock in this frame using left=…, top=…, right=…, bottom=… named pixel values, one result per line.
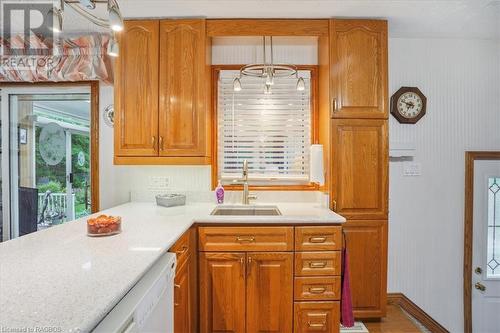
left=390, top=87, right=427, bottom=124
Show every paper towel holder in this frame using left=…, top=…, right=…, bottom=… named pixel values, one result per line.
left=310, top=144, right=325, bottom=186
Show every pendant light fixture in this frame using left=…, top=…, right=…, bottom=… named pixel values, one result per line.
left=233, top=36, right=305, bottom=92
left=51, top=0, right=124, bottom=55
left=107, top=35, right=119, bottom=57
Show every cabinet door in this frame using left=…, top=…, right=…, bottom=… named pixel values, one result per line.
left=114, top=20, right=159, bottom=156
left=246, top=252, right=293, bottom=333
left=330, top=119, right=388, bottom=219
left=343, top=220, right=387, bottom=318
left=199, top=252, right=246, bottom=333
left=330, top=19, right=388, bottom=119
left=174, top=257, right=191, bottom=333
left=159, top=19, right=208, bottom=157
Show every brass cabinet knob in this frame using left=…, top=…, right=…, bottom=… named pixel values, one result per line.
left=475, top=282, right=486, bottom=292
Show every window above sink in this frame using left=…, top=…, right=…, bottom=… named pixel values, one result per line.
left=213, top=67, right=318, bottom=189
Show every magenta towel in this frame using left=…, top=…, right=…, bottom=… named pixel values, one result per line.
left=341, top=246, right=354, bottom=327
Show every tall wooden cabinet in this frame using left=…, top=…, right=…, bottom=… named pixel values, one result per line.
left=114, top=19, right=211, bottom=164
left=328, top=19, right=389, bottom=319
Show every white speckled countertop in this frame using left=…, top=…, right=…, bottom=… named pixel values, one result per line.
left=0, top=201, right=344, bottom=332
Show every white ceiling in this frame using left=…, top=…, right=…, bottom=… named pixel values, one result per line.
left=61, top=0, right=500, bottom=39
left=5, top=0, right=500, bottom=39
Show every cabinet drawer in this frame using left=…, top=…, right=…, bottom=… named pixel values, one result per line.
left=295, top=226, right=342, bottom=251
left=294, top=301, right=340, bottom=333
left=170, top=229, right=192, bottom=267
left=294, top=277, right=341, bottom=301
left=198, top=227, right=294, bottom=251
left=295, top=252, right=341, bottom=276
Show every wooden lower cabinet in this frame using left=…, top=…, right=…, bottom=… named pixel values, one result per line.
left=294, top=301, right=340, bottom=333
left=342, top=220, right=387, bottom=318
left=170, top=228, right=198, bottom=333
left=246, top=252, right=293, bottom=333
left=199, top=252, right=246, bottom=333
left=198, top=225, right=342, bottom=333
left=174, top=258, right=191, bottom=333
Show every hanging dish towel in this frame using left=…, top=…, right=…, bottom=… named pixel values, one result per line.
left=341, top=244, right=354, bottom=327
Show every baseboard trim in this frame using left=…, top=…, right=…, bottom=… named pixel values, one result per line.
left=387, top=293, right=449, bottom=333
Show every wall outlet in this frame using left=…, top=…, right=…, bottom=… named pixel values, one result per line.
left=148, top=176, right=170, bottom=191
left=403, top=162, right=422, bottom=176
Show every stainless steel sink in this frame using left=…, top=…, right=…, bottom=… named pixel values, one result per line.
left=210, top=205, right=282, bottom=216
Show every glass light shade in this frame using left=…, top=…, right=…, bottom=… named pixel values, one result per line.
left=296, top=77, right=305, bottom=91
left=108, top=4, right=124, bottom=32
left=233, top=77, right=242, bottom=91
left=49, top=8, right=63, bottom=33
left=107, top=36, right=119, bottom=57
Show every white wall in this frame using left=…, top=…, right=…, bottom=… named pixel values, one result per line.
left=387, top=38, right=500, bottom=332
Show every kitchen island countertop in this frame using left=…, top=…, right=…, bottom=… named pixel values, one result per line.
left=0, top=201, right=344, bottom=332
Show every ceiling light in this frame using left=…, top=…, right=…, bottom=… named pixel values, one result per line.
left=296, top=77, right=305, bottom=91
left=233, top=77, right=242, bottom=92
left=264, top=85, right=272, bottom=95
left=107, top=36, right=119, bottom=57
left=63, top=0, right=124, bottom=32
left=236, top=36, right=298, bottom=91
left=108, top=1, right=124, bottom=32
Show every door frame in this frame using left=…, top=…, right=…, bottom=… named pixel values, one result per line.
left=463, top=151, right=500, bottom=333
left=0, top=81, right=99, bottom=241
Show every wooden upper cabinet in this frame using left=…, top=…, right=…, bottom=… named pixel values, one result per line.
left=246, top=252, right=293, bottom=333
left=343, top=220, right=387, bottom=318
left=330, top=19, right=388, bottom=119
left=330, top=119, right=388, bottom=219
left=199, top=252, right=246, bottom=333
left=114, top=20, right=159, bottom=156
left=159, top=19, right=208, bottom=157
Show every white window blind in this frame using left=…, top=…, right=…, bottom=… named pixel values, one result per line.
left=217, top=69, right=312, bottom=185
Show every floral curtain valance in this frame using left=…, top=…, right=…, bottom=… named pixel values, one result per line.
left=0, top=33, right=113, bottom=84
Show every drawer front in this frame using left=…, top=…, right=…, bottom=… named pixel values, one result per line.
left=170, top=228, right=192, bottom=267
left=295, top=226, right=342, bottom=251
left=198, top=226, right=294, bottom=251
left=294, top=277, right=341, bottom=301
left=294, top=301, right=340, bottom=333
left=295, top=252, right=341, bottom=276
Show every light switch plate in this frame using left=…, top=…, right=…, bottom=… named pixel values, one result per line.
left=403, top=162, right=422, bottom=176
left=148, top=176, right=170, bottom=190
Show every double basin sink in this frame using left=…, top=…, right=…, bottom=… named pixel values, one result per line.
left=210, top=205, right=282, bottom=216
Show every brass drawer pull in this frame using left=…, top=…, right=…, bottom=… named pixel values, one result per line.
left=174, top=284, right=181, bottom=306
left=309, top=287, right=326, bottom=294
left=159, top=136, right=164, bottom=151
left=309, top=261, right=327, bottom=268
left=309, top=236, right=327, bottom=243
left=175, top=245, right=188, bottom=255
left=308, top=321, right=326, bottom=328
left=236, top=236, right=255, bottom=243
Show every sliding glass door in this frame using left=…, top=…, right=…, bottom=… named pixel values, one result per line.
left=1, top=86, right=92, bottom=240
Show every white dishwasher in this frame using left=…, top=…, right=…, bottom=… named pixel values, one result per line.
left=93, top=252, right=176, bottom=333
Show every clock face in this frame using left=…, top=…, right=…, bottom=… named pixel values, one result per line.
left=390, top=87, right=427, bottom=124
left=397, top=92, right=423, bottom=119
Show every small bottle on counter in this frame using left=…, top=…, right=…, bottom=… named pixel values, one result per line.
left=215, top=180, right=224, bottom=204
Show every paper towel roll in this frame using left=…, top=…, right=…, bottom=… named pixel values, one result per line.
left=310, top=144, right=325, bottom=185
